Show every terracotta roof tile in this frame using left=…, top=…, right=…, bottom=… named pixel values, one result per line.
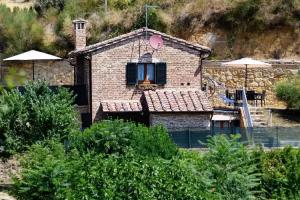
left=144, top=89, right=213, bottom=113
left=101, top=100, right=142, bottom=112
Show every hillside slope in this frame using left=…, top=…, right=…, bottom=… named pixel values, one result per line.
left=0, top=0, right=299, bottom=59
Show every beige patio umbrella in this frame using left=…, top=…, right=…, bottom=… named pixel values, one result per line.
left=3, top=50, right=61, bottom=80
left=221, top=58, right=271, bottom=88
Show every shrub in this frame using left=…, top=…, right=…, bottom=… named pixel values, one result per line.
left=202, top=135, right=261, bottom=199
left=11, top=120, right=213, bottom=199
left=13, top=135, right=214, bottom=199
left=12, top=140, right=67, bottom=199
left=254, top=147, right=300, bottom=199
left=0, top=81, right=79, bottom=155
left=275, top=74, right=300, bottom=109
left=69, top=120, right=178, bottom=159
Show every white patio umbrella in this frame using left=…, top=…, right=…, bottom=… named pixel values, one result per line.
left=3, top=50, right=61, bottom=80
left=221, top=57, right=271, bottom=88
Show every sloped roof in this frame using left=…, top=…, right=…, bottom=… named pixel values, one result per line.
left=101, top=100, right=142, bottom=112
left=144, top=89, right=213, bottom=113
left=69, top=28, right=211, bottom=57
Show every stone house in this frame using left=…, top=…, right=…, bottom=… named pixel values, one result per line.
left=69, top=19, right=213, bottom=130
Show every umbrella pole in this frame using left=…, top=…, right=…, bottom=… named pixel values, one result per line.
left=32, top=61, right=34, bottom=81
left=245, top=64, right=248, bottom=89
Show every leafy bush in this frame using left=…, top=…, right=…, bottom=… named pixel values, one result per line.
left=12, top=140, right=67, bottom=199
left=254, top=147, right=300, bottom=199
left=202, top=135, right=261, bottom=199
left=12, top=122, right=215, bottom=200
left=275, top=74, right=300, bottom=109
left=0, top=81, right=79, bottom=155
left=69, top=120, right=178, bottom=159
left=12, top=119, right=300, bottom=199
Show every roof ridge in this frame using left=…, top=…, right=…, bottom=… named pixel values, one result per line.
left=69, top=28, right=211, bottom=57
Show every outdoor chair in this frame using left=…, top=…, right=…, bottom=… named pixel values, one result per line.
left=246, top=90, right=256, bottom=105
left=235, top=90, right=243, bottom=101
left=255, top=90, right=266, bottom=107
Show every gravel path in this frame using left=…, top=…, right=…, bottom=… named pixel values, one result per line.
left=0, top=157, right=19, bottom=200
left=0, top=158, right=19, bottom=185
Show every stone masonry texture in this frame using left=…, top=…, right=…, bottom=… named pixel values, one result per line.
left=202, top=61, right=300, bottom=107
left=150, top=113, right=211, bottom=130
left=2, top=60, right=74, bottom=85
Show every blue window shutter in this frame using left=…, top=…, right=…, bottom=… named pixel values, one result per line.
left=155, top=62, right=167, bottom=85
left=126, top=63, right=137, bottom=85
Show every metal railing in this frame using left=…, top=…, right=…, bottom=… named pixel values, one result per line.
left=242, top=87, right=253, bottom=128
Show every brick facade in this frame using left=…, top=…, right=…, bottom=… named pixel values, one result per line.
left=90, top=37, right=206, bottom=121
left=71, top=27, right=212, bottom=129
left=73, top=19, right=87, bottom=50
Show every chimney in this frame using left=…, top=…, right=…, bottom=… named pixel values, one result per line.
left=73, top=19, right=87, bottom=50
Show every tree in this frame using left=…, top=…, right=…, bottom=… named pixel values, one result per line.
left=275, top=73, right=300, bottom=109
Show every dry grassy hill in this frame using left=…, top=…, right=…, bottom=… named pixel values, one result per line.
left=0, top=0, right=299, bottom=60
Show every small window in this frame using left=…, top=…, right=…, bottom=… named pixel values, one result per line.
left=126, top=62, right=167, bottom=85
left=147, top=64, right=155, bottom=81
left=137, top=63, right=155, bottom=83
left=138, top=64, right=144, bottom=81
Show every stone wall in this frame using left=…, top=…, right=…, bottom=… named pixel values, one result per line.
left=202, top=61, right=300, bottom=108
left=150, top=113, right=211, bottom=130
left=90, top=36, right=204, bottom=121
left=1, top=60, right=74, bottom=85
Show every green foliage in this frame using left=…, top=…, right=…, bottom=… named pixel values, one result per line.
left=12, top=140, right=67, bottom=199
left=34, top=0, right=65, bottom=15
left=218, top=0, right=264, bottom=32
left=11, top=119, right=300, bottom=199
left=0, top=5, right=45, bottom=56
left=12, top=121, right=215, bottom=200
left=275, top=74, right=300, bottom=109
left=133, top=8, right=167, bottom=32
left=0, top=81, right=79, bottom=155
left=202, top=135, right=261, bottom=199
left=69, top=120, right=178, bottom=159
left=109, top=0, right=136, bottom=10
left=254, top=147, right=300, bottom=199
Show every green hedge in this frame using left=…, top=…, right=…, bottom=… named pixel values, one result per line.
left=0, top=81, right=79, bottom=155
left=69, top=120, right=178, bottom=159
